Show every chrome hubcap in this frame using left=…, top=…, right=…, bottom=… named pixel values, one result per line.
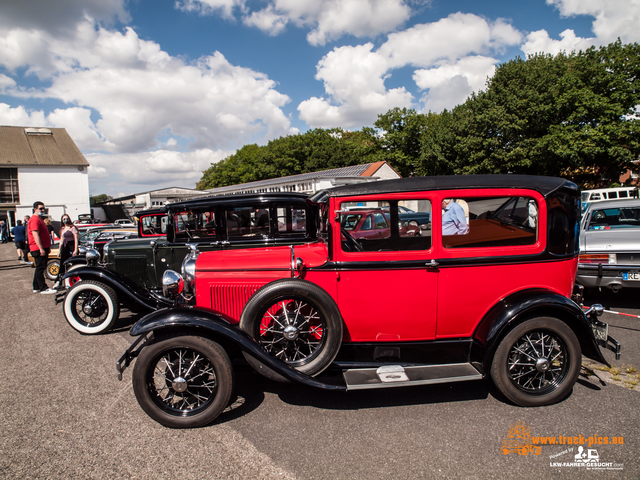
left=171, top=377, right=188, bottom=393
left=283, top=325, right=299, bottom=341
left=535, top=358, right=550, bottom=372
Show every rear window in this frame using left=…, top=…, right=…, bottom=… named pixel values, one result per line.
left=588, top=206, right=640, bottom=230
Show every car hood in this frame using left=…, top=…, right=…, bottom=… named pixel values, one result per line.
left=581, top=229, right=640, bottom=252
left=197, top=242, right=328, bottom=271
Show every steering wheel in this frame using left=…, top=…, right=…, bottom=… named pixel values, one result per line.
left=341, top=227, right=363, bottom=252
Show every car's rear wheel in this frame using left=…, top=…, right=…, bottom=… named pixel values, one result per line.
left=62, top=280, right=119, bottom=334
left=491, top=317, right=581, bottom=406
left=240, top=279, right=343, bottom=376
left=45, top=259, right=60, bottom=281
left=132, top=335, right=233, bottom=429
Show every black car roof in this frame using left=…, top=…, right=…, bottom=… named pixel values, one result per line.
left=166, top=192, right=309, bottom=211
left=309, top=175, right=576, bottom=202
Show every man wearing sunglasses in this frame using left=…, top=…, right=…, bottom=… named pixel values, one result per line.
left=27, top=201, right=57, bottom=294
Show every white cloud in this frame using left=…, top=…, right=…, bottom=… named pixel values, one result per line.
left=548, top=0, right=640, bottom=43
left=0, top=20, right=294, bottom=155
left=86, top=149, right=233, bottom=195
left=184, top=0, right=412, bottom=45
left=242, top=6, right=289, bottom=36
left=522, top=28, right=595, bottom=56
left=380, top=14, right=521, bottom=68
left=413, top=56, right=497, bottom=112
left=0, top=103, right=47, bottom=126
left=0, top=75, right=16, bottom=90
left=300, top=13, right=521, bottom=127
left=175, top=0, right=247, bottom=20
left=523, top=0, right=640, bottom=56
left=298, top=43, right=413, bottom=128
left=0, top=0, right=128, bottom=35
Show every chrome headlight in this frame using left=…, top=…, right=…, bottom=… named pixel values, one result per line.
left=162, top=270, right=184, bottom=299
left=85, top=248, right=100, bottom=265
left=181, top=244, right=199, bottom=295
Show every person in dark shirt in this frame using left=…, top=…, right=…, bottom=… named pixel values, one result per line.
left=11, top=219, right=31, bottom=264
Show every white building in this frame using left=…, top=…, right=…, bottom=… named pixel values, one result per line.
left=103, top=187, right=207, bottom=218
left=0, top=126, right=90, bottom=227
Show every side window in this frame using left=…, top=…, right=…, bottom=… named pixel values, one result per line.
left=173, top=210, right=218, bottom=240
left=276, top=205, right=307, bottom=236
left=340, top=200, right=432, bottom=252
left=442, top=196, right=538, bottom=249
left=225, top=207, right=270, bottom=239
left=140, top=215, right=167, bottom=236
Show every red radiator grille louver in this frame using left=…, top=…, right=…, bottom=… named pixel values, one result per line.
left=210, top=284, right=263, bottom=322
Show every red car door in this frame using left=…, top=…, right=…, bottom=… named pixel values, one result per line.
left=332, top=195, right=438, bottom=342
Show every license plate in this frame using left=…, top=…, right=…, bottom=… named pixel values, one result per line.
left=591, top=322, right=608, bottom=342
left=623, top=271, right=640, bottom=281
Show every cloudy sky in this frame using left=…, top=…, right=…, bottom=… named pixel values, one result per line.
left=1, top=0, right=639, bottom=197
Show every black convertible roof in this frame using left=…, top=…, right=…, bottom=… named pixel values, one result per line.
left=310, top=175, right=576, bottom=203
left=167, top=192, right=309, bottom=211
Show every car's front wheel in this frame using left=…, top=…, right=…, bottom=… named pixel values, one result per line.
left=491, top=317, right=581, bottom=406
left=62, top=280, right=120, bottom=334
left=240, top=279, right=343, bottom=376
left=132, top=336, right=233, bottom=429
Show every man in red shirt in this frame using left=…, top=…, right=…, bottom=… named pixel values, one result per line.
left=28, top=201, right=57, bottom=294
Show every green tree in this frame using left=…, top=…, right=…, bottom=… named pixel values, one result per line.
left=90, top=194, right=112, bottom=206
left=374, top=107, right=427, bottom=177
left=197, top=128, right=383, bottom=189
left=415, top=40, right=640, bottom=186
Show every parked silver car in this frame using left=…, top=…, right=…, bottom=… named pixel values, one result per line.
left=576, top=198, right=640, bottom=292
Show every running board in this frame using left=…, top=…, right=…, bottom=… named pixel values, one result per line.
left=343, top=363, right=482, bottom=391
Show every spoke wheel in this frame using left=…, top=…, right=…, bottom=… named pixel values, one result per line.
left=132, top=336, right=233, bottom=429
left=258, top=298, right=325, bottom=365
left=240, top=279, right=343, bottom=376
left=63, top=280, right=119, bottom=334
left=491, top=317, right=581, bottom=407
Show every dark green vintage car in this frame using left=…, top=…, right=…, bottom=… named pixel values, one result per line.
left=58, top=193, right=316, bottom=334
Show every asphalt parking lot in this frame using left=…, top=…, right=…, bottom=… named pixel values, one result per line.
left=0, top=242, right=638, bottom=479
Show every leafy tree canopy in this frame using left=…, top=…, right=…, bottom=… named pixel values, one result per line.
left=90, top=194, right=112, bottom=206
left=197, top=128, right=383, bottom=189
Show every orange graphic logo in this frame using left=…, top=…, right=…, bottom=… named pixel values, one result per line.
left=502, top=422, right=542, bottom=456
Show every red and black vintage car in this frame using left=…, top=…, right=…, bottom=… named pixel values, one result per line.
left=117, top=175, right=620, bottom=428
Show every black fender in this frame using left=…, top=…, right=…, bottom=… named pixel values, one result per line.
left=61, top=266, right=169, bottom=311
left=62, top=256, right=86, bottom=269
left=471, top=288, right=607, bottom=374
left=130, top=306, right=346, bottom=391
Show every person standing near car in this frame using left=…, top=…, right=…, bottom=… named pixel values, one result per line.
left=43, top=217, right=56, bottom=243
left=52, top=214, right=79, bottom=289
left=11, top=219, right=31, bottom=264
left=28, top=201, right=56, bottom=294
left=0, top=219, right=8, bottom=243
left=442, top=198, right=468, bottom=235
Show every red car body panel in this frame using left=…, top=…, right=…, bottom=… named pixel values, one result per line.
left=193, top=185, right=578, bottom=342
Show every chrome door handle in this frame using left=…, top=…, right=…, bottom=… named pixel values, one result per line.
left=426, top=260, right=439, bottom=268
